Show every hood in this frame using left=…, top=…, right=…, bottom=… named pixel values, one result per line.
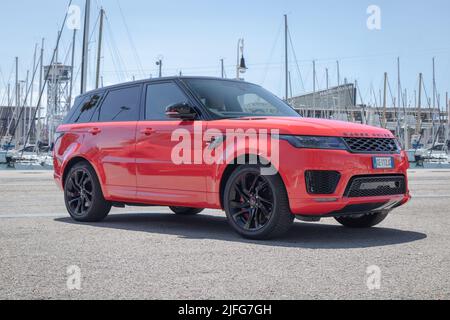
left=210, top=117, right=394, bottom=138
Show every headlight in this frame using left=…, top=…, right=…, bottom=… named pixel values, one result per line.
left=279, top=135, right=348, bottom=150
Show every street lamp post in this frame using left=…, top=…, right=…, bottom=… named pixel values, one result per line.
left=156, top=59, right=163, bottom=78
left=236, top=38, right=247, bottom=80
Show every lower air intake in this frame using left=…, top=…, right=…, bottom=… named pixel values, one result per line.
left=345, top=175, right=406, bottom=198
left=305, top=171, right=341, bottom=195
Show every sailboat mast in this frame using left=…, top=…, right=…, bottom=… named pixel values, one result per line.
left=81, top=0, right=91, bottom=94
left=397, top=57, right=402, bottom=136
left=432, top=57, right=436, bottom=108
left=36, top=38, right=44, bottom=145
left=397, top=57, right=401, bottom=109
left=416, top=73, right=423, bottom=135
left=445, top=92, right=449, bottom=148
left=284, top=14, right=288, bottom=101
left=447, top=92, right=449, bottom=127
left=383, top=72, right=388, bottom=129
left=336, top=61, right=340, bottom=86
left=313, top=60, right=316, bottom=117
left=15, top=57, right=19, bottom=144
left=69, top=30, right=77, bottom=109
left=288, top=71, right=293, bottom=99
left=95, top=8, right=105, bottom=89
left=24, top=70, right=30, bottom=142
left=30, top=44, right=38, bottom=108
left=7, top=83, right=11, bottom=107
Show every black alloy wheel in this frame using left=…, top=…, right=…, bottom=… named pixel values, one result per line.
left=224, top=166, right=294, bottom=240
left=66, top=168, right=94, bottom=217
left=229, top=171, right=274, bottom=231
left=64, top=162, right=111, bottom=222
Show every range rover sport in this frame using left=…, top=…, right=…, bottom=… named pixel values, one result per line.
left=54, top=77, right=411, bottom=240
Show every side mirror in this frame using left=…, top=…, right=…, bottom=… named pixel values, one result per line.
left=165, top=103, right=198, bottom=121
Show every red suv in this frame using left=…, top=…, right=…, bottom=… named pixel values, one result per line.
left=54, top=77, right=410, bottom=240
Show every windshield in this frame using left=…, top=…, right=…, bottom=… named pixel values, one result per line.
left=183, top=79, right=300, bottom=119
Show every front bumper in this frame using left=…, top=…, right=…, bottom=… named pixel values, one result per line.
left=290, top=194, right=410, bottom=217
left=277, top=143, right=411, bottom=216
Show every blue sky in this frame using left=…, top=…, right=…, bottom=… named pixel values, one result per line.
left=0, top=0, right=449, bottom=107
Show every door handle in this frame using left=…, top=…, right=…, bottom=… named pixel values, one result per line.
left=141, top=128, right=155, bottom=136
left=88, top=128, right=102, bottom=136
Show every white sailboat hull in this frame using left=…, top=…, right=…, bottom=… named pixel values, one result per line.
left=0, top=151, right=8, bottom=164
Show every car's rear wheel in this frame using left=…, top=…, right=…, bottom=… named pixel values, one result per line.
left=335, top=211, right=389, bottom=228
left=224, top=165, right=294, bottom=240
left=64, top=162, right=111, bottom=222
left=169, top=207, right=204, bottom=215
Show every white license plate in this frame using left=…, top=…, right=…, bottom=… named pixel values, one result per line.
left=373, top=157, right=394, bottom=169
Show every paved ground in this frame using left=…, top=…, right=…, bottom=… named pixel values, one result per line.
left=0, top=169, right=449, bottom=300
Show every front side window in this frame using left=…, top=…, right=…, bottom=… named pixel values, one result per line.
left=98, top=86, right=141, bottom=122
left=145, top=82, right=190, bottom=120
left=183, top=79, right=300, bottom=119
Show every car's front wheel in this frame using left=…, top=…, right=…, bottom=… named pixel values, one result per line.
left=169, top=207, right=204, bottom=215
left=224, top=165, right=294, bottom=240
left=64, top=162, right=111, bottom=222
left=335, top=211, right=389, bottom=228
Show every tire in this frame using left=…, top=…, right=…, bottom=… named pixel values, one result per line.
left=223, top=165, right=294, bottom=240
left=169, top=207, right=204, bottom=216
left=335, top=211, right=389, bottom=228
left=64, top=161, right=111, bottom=222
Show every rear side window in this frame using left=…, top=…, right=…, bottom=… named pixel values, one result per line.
left=77, top=94, right=102, bottom=123
left=145, top=82, right=190, bottom=120
left=98, top=86, right=141, bottom=122
left=71, top=94, right=103, bottom=124
left=63, top=96, right=86, bottom=124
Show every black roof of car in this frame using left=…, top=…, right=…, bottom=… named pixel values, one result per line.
left=78, top=76, right=253, bottom=99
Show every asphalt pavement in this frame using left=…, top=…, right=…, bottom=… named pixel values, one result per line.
left=0, top=169, right=449, bottom=300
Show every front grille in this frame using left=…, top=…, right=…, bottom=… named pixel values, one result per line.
left=344, top=137, right=399, bottom=154
left=345, top=175, right=406, bottom=198
left=305, top=171, right=341, bottom=195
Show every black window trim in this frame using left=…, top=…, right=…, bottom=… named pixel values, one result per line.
left=70, top=77, right=293, bottom=124
left=141, top=79, right=207, bottom=122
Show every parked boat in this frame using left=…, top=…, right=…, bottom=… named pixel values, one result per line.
left=408, top=142, right=450, bottom=168
left=5, top=152, right=53, bottom=170
left=0, top=150, right=7, bottom=164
